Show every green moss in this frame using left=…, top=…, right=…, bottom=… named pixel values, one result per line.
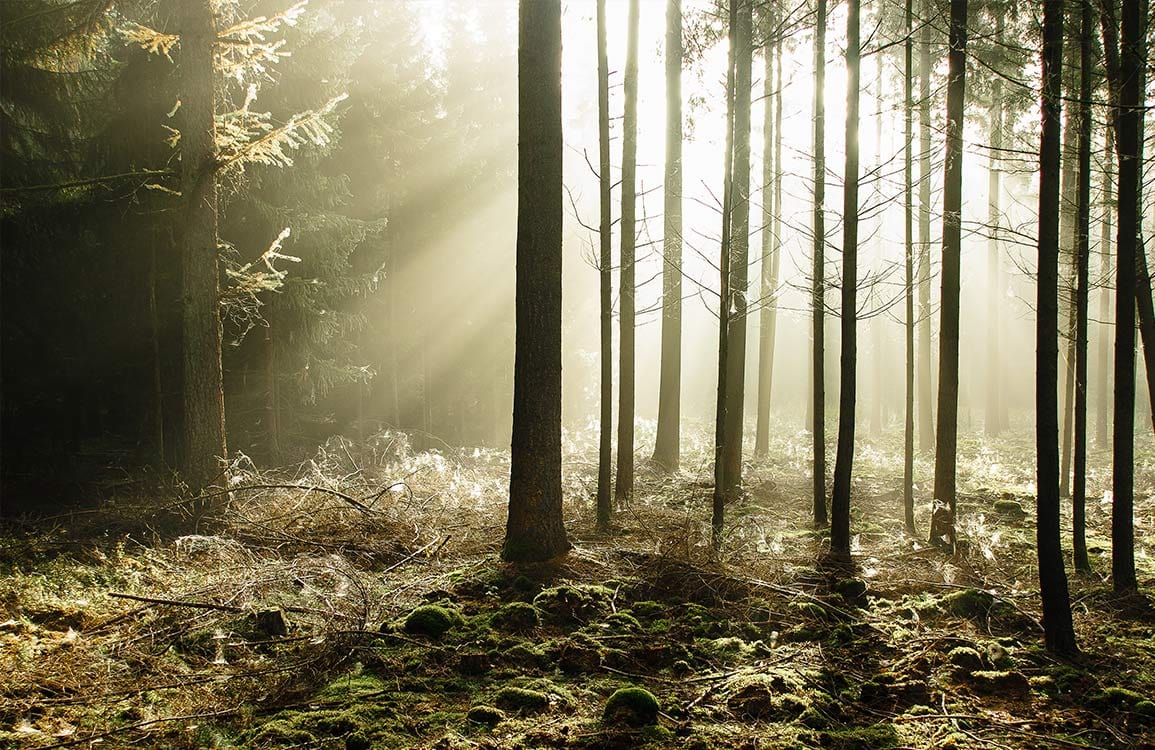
left=833, top=578, right=867, bottom=599
left=603, top=686, right=660, bottom=726
left=632, top=601, right=666, bottom=619
left=491, top=601, right=541, bottom=632
left=493, top=686, right=550, bottom=713
left=533, top=584, right=613, bottom=624
left=403, top=604, right=463, bottom=638
left=502, top=642, right=547, bottom=667
left=817, top=722, right=899, bottom=750
left=964, top=670, right=1030, bottom=696
left=1135, top=701, right=1155, bottom=718
left=944, top=589, right=994, bottom=619
left=1093, top=686, right=1148, bottom=707
left=946, top=646, right=983, bottom=671
left=466, top=705, right=506, bottom=726
left=317, top=668, right=387, bottom=700
left=604, top=611, right=642, bottom=631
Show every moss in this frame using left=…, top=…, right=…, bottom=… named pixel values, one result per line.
left=466, top=705, right=506, bottom=726
left=817, top=722, right=899, bottom=750
left=632, top=600, right=666, bottom=619
left=558, top=642, right=602, bottom=673
left=491, top=601, right=541, bottom=632
left=604, top=611, right=642, bottom=631
left=403, top=604, right=463, bottom=638
left=1093, top=686, right=1148, bottom=707
left=502, top=642, right=547, bottom=667
left=493, top=686, right=550, bottom=713
left=1135, top=701, right=1155, bottom=718
left=833, top=578, right=867, bottom=599
left=790, top=600, right=829, bottom=620
left=946, top=646, right=983, bottom=671
left=317, top=668, right=387, bottom=700
left=533, top=584, right=613, bottom=624
left=964, top=670, right=1030, bottom=696
left=993, top=499, right=1026, bottom=517
left=511, top=575, right=537, bottom=594
left=944, top=589, right=994, bottom=619
left=603, top=686, right=660, bottom=726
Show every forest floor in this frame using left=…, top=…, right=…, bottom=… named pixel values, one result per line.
left=2, top=422, right=1155, bottom=749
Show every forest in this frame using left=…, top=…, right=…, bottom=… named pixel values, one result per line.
left=1, top=0, right=1154, bottom=747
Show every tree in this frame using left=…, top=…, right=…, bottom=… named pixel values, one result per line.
left=178, top=0, right=228, bottom=497
left=722, top=0, right=753, bottom=495
left=903, top=0, right=916, bottom=535
left=928, top=0, right=968, bottom=553
left=1072, top=0, right=1096, bottom=575
left=917, top=0, right=935, bottom=452
left=713, top=0, right=740, bottom=550
left=596, top=0, right=613, bottom=530
left=1035, top=0, right=1079, bottom=656
left=614, top=0, right=640, bottom=506
left=1096, top=125, right=1114, bottom=448
left=830, top=0, right=861, bottom=559
left=654, top=0, right=683, bottom=472
left=986, top=12, right=1004, bottom=437
left=504, top=0, right=570, bottom=564
left=811, top=0, right=829, bottom=527
left=755, top=15, right=780, bottom=458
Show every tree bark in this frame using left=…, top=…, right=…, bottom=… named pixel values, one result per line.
left=928, top=0, right=967, bottom=553
left=903, top=0, right=916, bottom=535
left=179, top=0, right=227, bottom=498
left=596, top=0, right=613, bottom=530
left=811, top=0, right=829, bottom=527
left=504, top=0, right=570, bottom=563
left=830, top=0, right=861, bottom=559
left=755, top=24, right=779, bottom=458
left=986, top=15, right=1004, bottom=437
left=1096, top=124, right=1113, bottom=448
left=1036, top=0, right=1079, bottom=656
left=1059, top=41, right=1080, bottom=498
left=653, top=0, right=684, bottom=471
left=722, top=0, right=753, bottom=495
left=917, top=2, right=935, bottom=452
left=614, top=0, right=640, bottom=506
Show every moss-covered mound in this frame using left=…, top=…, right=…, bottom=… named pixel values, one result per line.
left=403, top=604, right=463, bottom=638
left=603, top=686, right=660, bottom=726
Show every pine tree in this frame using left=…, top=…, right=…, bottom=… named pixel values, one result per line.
left=596, top=0, right=614, bottom=529
left=811, top=0, right=829, bottom=527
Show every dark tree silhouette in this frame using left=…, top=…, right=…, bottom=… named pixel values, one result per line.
left=179, top=0, right=227, bottom=498
left=755, top=19, right=781, bottom=459
left=811, top=0, right=829, bottom=527
left=917, top=1, right=935, bottom=453
left=595, top=0, right=613, bottom=530
left=928, top=0, right=968, bottom=553
left=614, top=0, right=640, bottom=506
left=830, top=0, right=861, bottom=559
left=903, top=0, right=916, bottom=535
left=654, top=0, right=683, bottom=472
left=504, top=0, right=570, bottom=563
left=1035, top=0, right=1079, bottom=655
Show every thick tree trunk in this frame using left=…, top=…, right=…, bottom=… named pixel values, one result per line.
left=917, top=4, right=935, bottom=452
left=928, top=0, right=967, bottom=553
left=755, top=29, right=778, bottom=458
left=1036, top=0, right=1079, bottom=656
left=596, top=0, right=613, bottom=530
left=179, top=0, right=227, bottom=498
left=504, top=0, right=570, bottom=563
left=903, top=0, right=916, bottom=535
left=722, top=0, right=752, bottom=494
left=830, top=0, right=861, bottom=559
left=614, top=0, right=640, bottom=506
left=713, top=0, right=739, bottom=550
left=811, top=0, right=829, bottom=527
left=148, top=243, right=165, bottom=468
left=653, top=0, right=683, bottom=471
left=1072, top=0, right=1095, bottom=575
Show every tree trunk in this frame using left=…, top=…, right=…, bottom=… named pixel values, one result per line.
left=179, top=0, right=227, bottom=498
left=148, top=242, right=165, bottom=469
left=1059, top=49, right=1080, bottom=498
left=653, top=0, right=683, bottom=472
left=917, top=2, right=935, bottom=452
left=830, top=0, right=861, bottom=559
left=722, top=0, right=752, bottom=495
left=986, top=15, right=1004, bottom=437
left=265, top=326, right=281, bottom=462
left=713, top=0, right=739, bottom=550
left=1096, top=124, right=1113, bottom=448
left=870, top=51, right=884, bottom=438
left=614, top=0, right=640, bottom=506
left=596, top=0, right=613, bottom=530
left=755, top=26, right=778, bottom=458
left=1135, top=242, right=1155, bottom=437
left=1072, top=0, right=1095, bottom=575
left=1036, top=0, right=1079, bottom=656
left=504, top=0, right=570, bottom=563
left=928, top=0, right=967, bottom=553
left=811, top=0, right=829, bottom=527
left=903, top=0, right=916, bottom=535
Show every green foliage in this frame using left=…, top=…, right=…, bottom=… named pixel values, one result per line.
left=602, top=686, right=660, bottom=726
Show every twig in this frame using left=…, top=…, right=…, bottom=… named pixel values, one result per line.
left=107, top=591, right=359, bottom=619
left=40, top=708, right=238, bottom=749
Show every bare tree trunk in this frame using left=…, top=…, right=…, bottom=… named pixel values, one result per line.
left=713, top=0, right=739, bottom=550
left=1096, top=124, right=1114, bottom=448
left=986, top=15, right=1004, bottom=437
left=755, top=25, right=778, bottom=458
left=654, top=0, right=684, bottom=471
left=811, top=0, right=829, bottom=527
left=917, top=2, right=935, bottom=452
left=871, top=51, right=884, bottom=438
left=148, top=242, right=165, bottom=468
left=1036, top=0, right=1079, bottom=656
left=179, top=0, right=227, bottom=498
left=614, top=0, right=640, bottom=507
left=830, top=0, right=861, bottom=559
left=903, top=0, right=916, bottom=535
left=928, top=0, right=968, bottom=553
left=596, top=0, right=613, bottom=530
left=1060, top=52, right=1079, bottom=498
left=504, top=0, right=570, bottom=563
